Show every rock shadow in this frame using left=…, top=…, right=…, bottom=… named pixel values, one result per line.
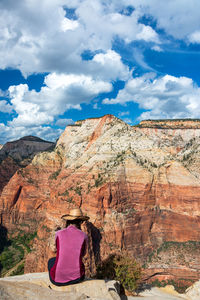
left=0, top=225, right=10, bottom=254
left=0, top=224, right=11, bottom=274
left=86, top=222, right=102, bottom=267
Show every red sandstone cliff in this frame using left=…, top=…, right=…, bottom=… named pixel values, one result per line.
left=0, top=115, right=200, bottom=286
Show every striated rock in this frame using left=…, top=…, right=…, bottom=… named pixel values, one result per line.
left=0, top=273, right=120, bottom=300
left=0, top=115, right=200, bottom=287
left=138, top=119, right=200, bottom=129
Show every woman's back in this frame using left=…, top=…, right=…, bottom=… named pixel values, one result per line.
left=50, top=225, right=87, bottom=283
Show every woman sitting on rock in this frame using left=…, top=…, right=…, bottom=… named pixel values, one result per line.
left=48, top=208, right=89, bottom=286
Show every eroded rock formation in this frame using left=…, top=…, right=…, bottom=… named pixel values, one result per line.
left=0, top=115, right=200, bottom=286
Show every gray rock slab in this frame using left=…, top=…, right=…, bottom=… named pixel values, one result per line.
left=0, top=272, right=120, bottom=300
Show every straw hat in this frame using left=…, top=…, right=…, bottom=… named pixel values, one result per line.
left=61, top=208, right=89, bottom=221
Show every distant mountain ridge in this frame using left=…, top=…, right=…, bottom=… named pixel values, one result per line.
left=0, top=135, right=55, bottom=162
left=0, top=135, right=55, bottom=195
left=137, top=119, right=200, bottom=129
left=11, top=135, right=54, bottom=143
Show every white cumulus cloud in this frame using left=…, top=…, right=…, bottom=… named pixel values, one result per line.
left=55, top=118, right=74, bottom=127
left=1, top=0, right=200, bottom=143
left=133, top=0, right=200, bottom=42
left=104, top=73, right=200, bottom=120
left=189, top=31, right=200, bottom=44
left=0, top=122, right=63, bottom=144
left=0, top=100, right=13, bottom=113
left=151, top=45, right=163, bottom=52
left=61, top=18, right=79, bottom=32
left=8, top=72, right=112, bottom=127
left=92, top=50, right=131, bottom=81
left=0, top=0, right=160, bottom=76
left=136, top=25, right=160, bottom=43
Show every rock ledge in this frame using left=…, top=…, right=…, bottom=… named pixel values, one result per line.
left=0, top=272, right=120, bottom=300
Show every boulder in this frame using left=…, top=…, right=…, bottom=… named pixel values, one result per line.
left=185, top=280, right=200, bottom=299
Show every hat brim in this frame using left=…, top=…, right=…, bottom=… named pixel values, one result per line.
left=61, top=214, right=90, bottom=221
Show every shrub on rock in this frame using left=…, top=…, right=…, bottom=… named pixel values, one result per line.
left=96, top=251, right=141, bottom=293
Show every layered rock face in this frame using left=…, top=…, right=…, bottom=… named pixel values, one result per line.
left=0, top=115, right=200, bottom=285
left=138, top=119, right=200, bottom=129
left=0, top=136, right=55, bottom=195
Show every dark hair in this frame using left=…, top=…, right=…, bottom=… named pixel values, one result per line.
left=66, top=219, right=83, bottom=229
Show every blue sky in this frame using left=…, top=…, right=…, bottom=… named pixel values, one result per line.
left=0, top=0, right=200, bottom=144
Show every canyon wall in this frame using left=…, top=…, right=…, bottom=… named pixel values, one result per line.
left=0, top=115, right=200, bottom=286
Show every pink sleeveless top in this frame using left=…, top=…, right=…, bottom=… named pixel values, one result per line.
left=50, top=225, right=88, bottom=283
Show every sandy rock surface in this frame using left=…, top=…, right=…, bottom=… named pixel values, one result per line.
left=0, top=272, right=120, bottom=300
left=130, top=282, right=200, bottom=300
left=0, top=273, right=200, bottom=300
left=185, top=280, right=200, bottom=300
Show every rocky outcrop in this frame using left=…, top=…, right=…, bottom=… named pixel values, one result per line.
left=0, top=115, right=200, bottom=287
left=0, top=273, right=200, bottom=300
left=0, top=273, right=121, bottom=300
left=135, top=281, right=200, bottom=299
left=0, top=136, right=55, bottom=195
